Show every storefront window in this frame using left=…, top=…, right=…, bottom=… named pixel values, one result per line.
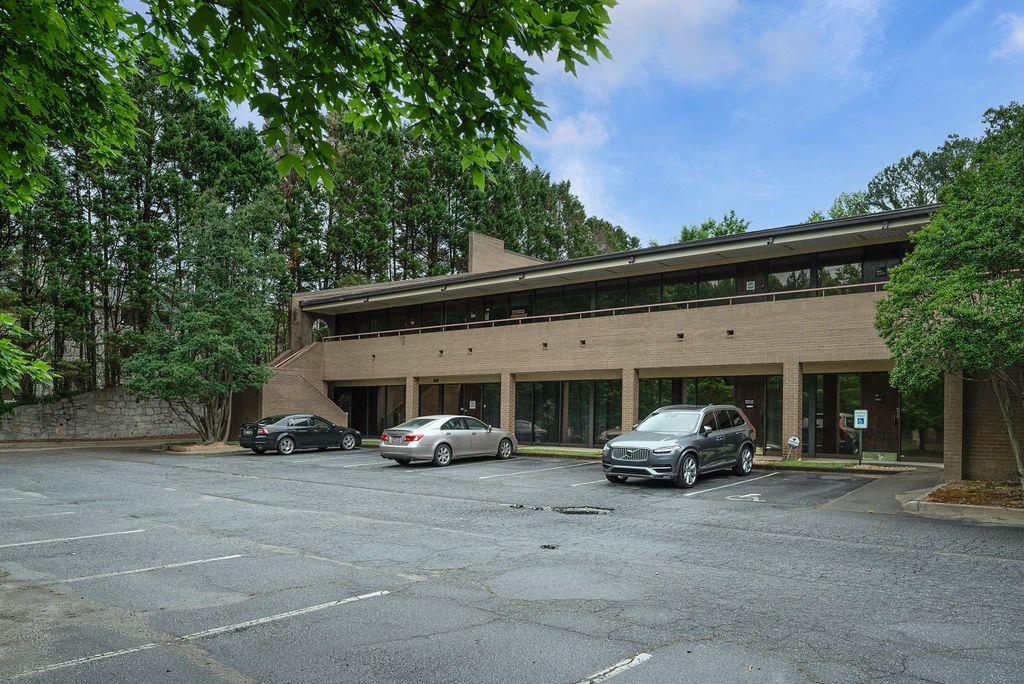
left=594, top=380, right=622, bottom=444
left=768, top=256, right=812, bottom=298
left=698, top=266, right=736, bottom=304
left=565, top=381, right=592, bottom=444
left=900, top=380, right=944, bottom=462
left=421, top=302, right=444, bottom=327
left=509, top=292, right=533, bottom=319
left=445, top=300, right=467, bottom=325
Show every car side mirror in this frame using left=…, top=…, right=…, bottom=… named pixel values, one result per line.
left=487, top=425, right=493, bottom=432
left=632, top=424, right=639, bottom=431
left=702, top=425, right=714, bottom=435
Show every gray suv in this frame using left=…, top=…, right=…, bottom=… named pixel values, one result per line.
left=602, top=404, right=756, bottom=488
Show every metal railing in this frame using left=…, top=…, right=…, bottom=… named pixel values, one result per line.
left=322, top=280, right=888, bottom=342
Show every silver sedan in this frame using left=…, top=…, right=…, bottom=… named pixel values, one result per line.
left=379, top=415, right=517, bottom=466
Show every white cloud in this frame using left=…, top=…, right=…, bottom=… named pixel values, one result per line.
left=533, top=0, right=742, bottom=98
left=526, top=111, right=621, bottom=221
left=754, top=0, right=883, bottom=82
left=993, top=12, right=1024, bottom=58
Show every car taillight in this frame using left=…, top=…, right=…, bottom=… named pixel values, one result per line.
left=380, top=433, right=388, bottom=442
left=256, top=427, right=267, bottom=436
left=403, top=434, right=424, bottom=442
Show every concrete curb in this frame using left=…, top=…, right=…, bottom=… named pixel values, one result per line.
left=902, top=498, right=1024, bottom=526
left=516, top=452, right=900, bottom=476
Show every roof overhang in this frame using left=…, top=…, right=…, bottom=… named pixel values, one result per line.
left=300, top=206, right=933, bottom=315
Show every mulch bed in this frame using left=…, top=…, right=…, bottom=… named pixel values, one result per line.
left=926, top=480, right=1024, bottom=509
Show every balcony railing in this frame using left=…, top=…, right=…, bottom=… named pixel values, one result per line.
left=323, top=280, right=887, bottom=342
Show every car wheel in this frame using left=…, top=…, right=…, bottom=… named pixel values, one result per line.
left=396, top=458, right=411, bottom=466
left=252, top=447, right=266, bottom=455
left=432, top=443, right=453, bottom=467
left=675, top=453, right=698, bottom=488
left=606, top=474, right=627, bottom=483
left=341, top=433, right=357, bottom=451
left=733, top=445, right=754, bottom=475
left=277, top=437, right=295, bottom=455
left=497, top=438, right=514, bottom=459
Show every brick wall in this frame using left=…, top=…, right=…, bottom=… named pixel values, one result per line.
left=962, top=371, right=1023, bottom=482
left=0, top=388, right=196, bottom=442
left=468, top=232, right=546, bottom=274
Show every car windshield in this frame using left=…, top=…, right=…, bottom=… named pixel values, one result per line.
left=394, top=418, right=438, bottom=430
left=636, top=410, right=701, bottom=434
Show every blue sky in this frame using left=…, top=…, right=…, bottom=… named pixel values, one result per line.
left=520, top=0, right=1024, bottom=244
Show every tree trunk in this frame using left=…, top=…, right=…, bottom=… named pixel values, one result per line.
left=991, top=374, right=1024, bottom=492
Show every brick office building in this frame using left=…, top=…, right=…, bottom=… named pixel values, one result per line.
left=247, top=207, right=1019, bottom=482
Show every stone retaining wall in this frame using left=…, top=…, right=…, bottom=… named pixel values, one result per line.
left=0, top=388, right=197, bottom=442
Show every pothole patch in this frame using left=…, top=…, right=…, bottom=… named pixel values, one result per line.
left=508, top=504, right=613, bottom=515
left=550, top=506, right=613, bottom=515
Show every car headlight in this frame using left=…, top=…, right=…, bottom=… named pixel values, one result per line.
left=652, top=446, right=677, bottom=455
left=602, top=444, right=611, bottom=455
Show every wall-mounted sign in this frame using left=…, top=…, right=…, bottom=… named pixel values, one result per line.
left=746, top=280, right=756, bottom=292
left=469, top=400, right=477, bottom=410
left=744, top=399, right=755, bottom=409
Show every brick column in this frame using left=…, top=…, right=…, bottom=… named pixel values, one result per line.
left=943, top=372, right=964, bottom=481
left=500, top=371, right=515, bottom=432
left=621, top=367, right=639, bottom=432
left=404, top=377, right=419, bottom=421
left=781, top=361, right=803, bottom=457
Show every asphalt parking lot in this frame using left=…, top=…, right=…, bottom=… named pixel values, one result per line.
left=2, top=445, right=1023, bottom=683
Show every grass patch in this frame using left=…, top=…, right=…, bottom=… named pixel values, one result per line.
left=361, top=438, right=380, bottom=447
left=756, top=459, right=850, bottom=469
left=518, top=446, right=601, bottom=457
left=926, top=480, right=1024, bottom=509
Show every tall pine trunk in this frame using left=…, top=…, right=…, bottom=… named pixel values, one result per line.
left=991, top=372, right=1024, bottom=491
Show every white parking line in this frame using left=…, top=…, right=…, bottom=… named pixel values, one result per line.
left=340, top=462, right=385, bottom=468
left=60, top=554, right=244, bottom=583
left=0, top=529, right=145, bottom=549
left=577, top=652, right=653, bottom=683
left=570, top=479, right=609, bottom=487
left=13, top=589, right=391, bottom=679
left=0, top=511, right=76, bottom=521
left=683, top=472, right=778, bottom=496
left=478, top=462, right=596, bottom=480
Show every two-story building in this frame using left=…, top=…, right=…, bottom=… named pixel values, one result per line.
left=243, top=206, right=1018, bottom=482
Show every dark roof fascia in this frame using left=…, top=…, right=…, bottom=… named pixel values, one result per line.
left=299, top=204, right=937, bottom=309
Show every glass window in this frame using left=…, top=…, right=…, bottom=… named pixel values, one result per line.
left=563, top=283, right=593, bottom=313
left=594, top=380, right=622, bottom=445
left=421, top=302, right=444, bottom=327
left=699, top=411, right=718, bottom=432
left=465, top=417, right=488, bottom=430
left=336, top=314, right=354, bottom=335
left=699, top=266, right=736, bottom=303
left=863, top=243, right=903, bottom=282
left=441, top=418, right=467, bottom=430
left=483, top=294, right=509, bottom=321
left=565, top=381, right=593, bottom=444
left=533, top=381, right=560, bottom=443
left=389, top=306, right=418, bottom=329
left=768, top=256, right=812, bottom=294
left=818, top=249, right=863, bottom=294
left=509, top=291, right=533, bottom=319
left=713, top=409, right=732, bottom=430
left=353, top=312, right=371, bottom=334
left=629, top=274, right=661, bottom=306
left=662, top=271, right=698, bottom=307
left=466, top=298, right=486, bottom=324
left=445, top=299, right=467, bottom=324
left=638, top=410, right=702, bottom=434
left=515, top=383, right=535, bottom=442
left=900, top=379, right=944, bottom=461
left=312, top=417, right=332, bottom=428
left=419, top=385, right=441, bottom=415
left=726, top=409, right=745, bottom=428
left=288, top=416, right=311, bottom=427
left=384, top=385, right=404, bottom=428
left=596, top=278, right=627, bottom=313
left=396, top=418, right=437, bottom=429
left=535, top=287, right=562, bottom=316
left=695, top=376, right=734, bottom=405
left=442, top=384, right=462, bottom=415
left=369, top=310, right=387, bottom=332
left=481, top=383, right=501, bottom=427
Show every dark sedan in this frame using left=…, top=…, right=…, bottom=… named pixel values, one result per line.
left=238, top=414, right=361, bottom=455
